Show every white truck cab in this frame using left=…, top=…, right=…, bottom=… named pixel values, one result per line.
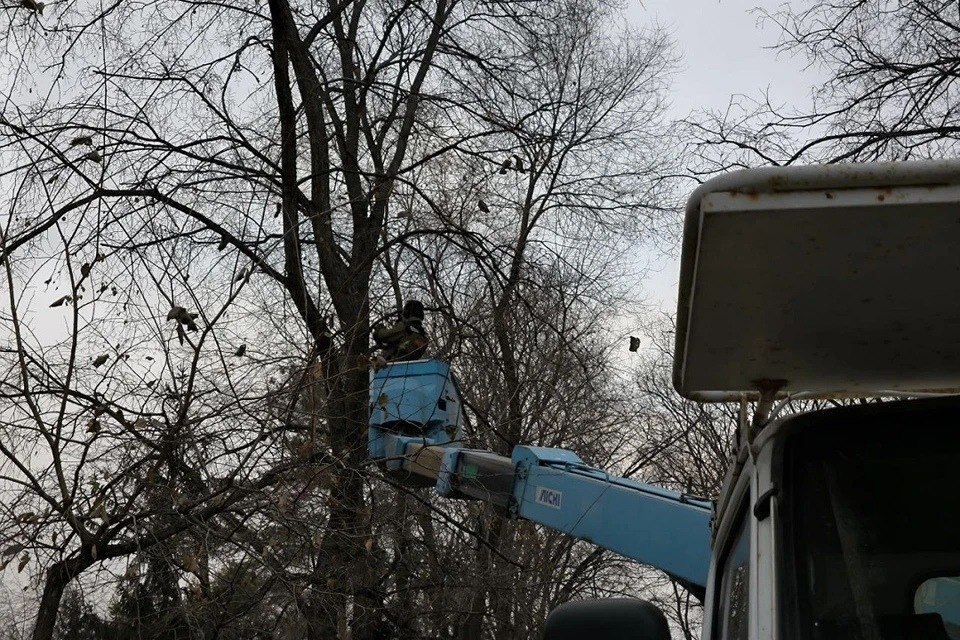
left=547, top=159, right=960, bottom=640
left=676, top=159, right=960, bottom=640
left=704, top=397, right=959, bottom=640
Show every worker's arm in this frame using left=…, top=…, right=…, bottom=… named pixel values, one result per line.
left=372, top=320, right=407, bottom=344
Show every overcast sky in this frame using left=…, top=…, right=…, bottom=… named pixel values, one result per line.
left=627, top=0, right=825, bottom=310
left=638, top=0, right=821, bottom=117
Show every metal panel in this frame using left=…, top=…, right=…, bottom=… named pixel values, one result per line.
left=511, top=446, right=713, bottom=588
left=436, top=450, right=516, bottom=508
left=368, top=359, right=465, bottom=458
left=674, top=159, right=960, bottom=401
left=369, top=359, right=453, bottom=428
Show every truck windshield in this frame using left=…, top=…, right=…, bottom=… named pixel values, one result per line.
left=784, top=420, right=960, bottom=640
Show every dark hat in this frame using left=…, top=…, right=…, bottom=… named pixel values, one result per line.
left=402, top=300, right=425, bottom=320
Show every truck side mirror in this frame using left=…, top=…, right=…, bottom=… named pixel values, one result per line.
left=543, top=598, right=671, bottom=640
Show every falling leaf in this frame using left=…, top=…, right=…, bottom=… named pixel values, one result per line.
left=46, top=173, right=59, bottom=185
left=92, top=354, right=109, bottom=368
left=167, top=305, right=199, bottom=331
left=146, top=379, right=157, bottom=388
left=167, top=306, right=184, bottom=320
left=296, top=440, right=314, bottom=459
left=70, top=135, right=94, bottom=147
left=49, top=295, right=71, bottom=308
left=234, top=344, right=246, bottom=357
left=233, top=267, right=248, bottom=283
left=91, top=498, right=108, bottom=523
left=125, top=562, right=140, bottom=579
left=182, top=553, right=200, bottom=574
left=90, top=544, right=97, bottom=560
left=2, top=544, right=24, bottom=557
left=17, top=553, right=28, bottom=573
left=145, top=355, right=154, bottom=361
left=16, top=512, right=36, bottom=524
left=52, top=532, right=58, bottom=545
left=478, top=199, right=489, bottom=213
left=629, top=336, right=640, bottom=352
left=19, top=0, right=43, bottom=13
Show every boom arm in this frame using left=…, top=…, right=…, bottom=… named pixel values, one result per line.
left=368, top=360, right=713, bottom=593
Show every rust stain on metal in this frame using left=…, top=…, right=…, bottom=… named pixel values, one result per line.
left=726, top=188, right=762, bottom=200
left=751, top=378, right=788, bottom=394
left=768, top=175, right=787, bottom=189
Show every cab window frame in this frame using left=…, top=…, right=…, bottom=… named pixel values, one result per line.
left=713, top=501, right=752, bottom=640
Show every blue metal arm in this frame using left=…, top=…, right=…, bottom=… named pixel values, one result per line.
left=368, top=360, right=713, bottom=591
left=509, top=446, right=712, bottom=588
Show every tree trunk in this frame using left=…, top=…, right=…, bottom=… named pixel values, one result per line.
left=458, top=589, right=487, bottom=640
left=33, top=560, right=76, bottom=640
left=304, top=302, right=383, bottom=640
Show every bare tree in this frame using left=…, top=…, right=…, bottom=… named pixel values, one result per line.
left=0, top=0, right=683, bottom=638
left=371, top=3, right=678, bottom=633
left=686, top=0, right=960, bottom=169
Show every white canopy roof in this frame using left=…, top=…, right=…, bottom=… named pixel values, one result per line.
left=673, top=160, right=960, bottom=401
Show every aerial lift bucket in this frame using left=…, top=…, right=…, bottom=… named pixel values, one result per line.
left=368, top=359, right=466, bottom=487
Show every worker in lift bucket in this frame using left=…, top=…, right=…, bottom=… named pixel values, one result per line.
left=372, top=300, right=429, bottom=362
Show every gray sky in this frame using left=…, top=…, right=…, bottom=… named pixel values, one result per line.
left=628, top=0, right=825, bottom=309
left=638, top=0, right=820, bottom=116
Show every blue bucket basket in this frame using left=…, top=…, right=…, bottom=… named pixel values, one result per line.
left=368, top=359, right=466, bottom=470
